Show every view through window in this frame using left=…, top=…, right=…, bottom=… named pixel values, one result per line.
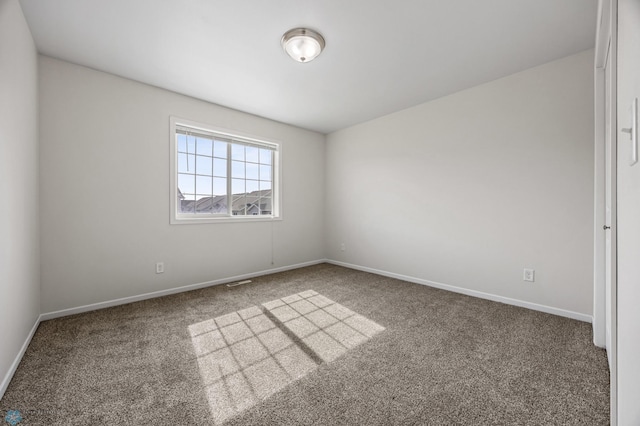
left=171, top=119, right=279, bottom=222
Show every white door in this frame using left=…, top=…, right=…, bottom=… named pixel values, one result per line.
left=604, top=39, right=616, bottom=368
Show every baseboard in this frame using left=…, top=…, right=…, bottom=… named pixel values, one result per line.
left=327, top=260, right=592, bottom=323
left=41, top=259, right=327, bottom=321
left=41, top=258, right=592, bottom=323
left=0, top=314, right=42, bottom=401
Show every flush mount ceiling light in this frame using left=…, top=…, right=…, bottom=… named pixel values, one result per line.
left=281, top=28, right=325, bottom=63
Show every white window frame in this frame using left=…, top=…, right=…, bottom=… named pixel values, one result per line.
left=170, top=116, right=282, bottom=224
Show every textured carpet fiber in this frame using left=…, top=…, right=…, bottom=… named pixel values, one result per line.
left=1, top=264, right=609, bottom=425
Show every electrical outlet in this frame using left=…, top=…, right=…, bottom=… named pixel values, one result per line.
left=340, top=243, right=345, bottom=252
left=156, top=262, right=164, bottom=274
left=523, top=268, right=535, bottom=282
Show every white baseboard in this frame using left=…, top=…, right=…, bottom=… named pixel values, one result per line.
left=40, top=258, right=592, bottom=323
left=41, top=259, right=326, bottom=321
left=327, top=259, right=592, bottom=323
left=0, top=314, right=42, bottom=401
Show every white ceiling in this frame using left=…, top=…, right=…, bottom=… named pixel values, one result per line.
left=19, top=0, right=597, bottom=134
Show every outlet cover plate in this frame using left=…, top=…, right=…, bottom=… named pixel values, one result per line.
left=523, top=268, right=535, bottom=282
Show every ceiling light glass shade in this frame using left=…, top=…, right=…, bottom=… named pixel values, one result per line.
left=281, top=28, right=325, bottom=63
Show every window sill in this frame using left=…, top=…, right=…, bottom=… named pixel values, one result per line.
left=170, top=215, right=282, bottom=225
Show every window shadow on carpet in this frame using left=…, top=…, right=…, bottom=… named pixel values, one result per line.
left=189, top=290, right=385, bottom=424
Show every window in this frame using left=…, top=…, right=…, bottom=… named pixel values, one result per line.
left=170, top=118, right=280, bottom=223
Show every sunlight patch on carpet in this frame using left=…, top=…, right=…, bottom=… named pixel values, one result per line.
left=189, top=290, right=385, bottom=424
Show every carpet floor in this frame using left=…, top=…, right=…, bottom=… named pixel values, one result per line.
left=0, top=263, right=609, bottom=425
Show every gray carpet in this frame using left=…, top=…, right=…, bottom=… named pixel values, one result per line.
left=0, top=263, right=609, bottom=425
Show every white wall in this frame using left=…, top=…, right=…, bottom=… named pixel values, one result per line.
left=0, top=0, right=40, bottom=397
left=325, top=50, right=595, bottom=317
left=39, top=56, right=325, bottom=313
left=616, top=0, right=640, bottom=422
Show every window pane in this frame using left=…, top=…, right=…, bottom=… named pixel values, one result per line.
left=247, top=193, right=261, bottom=215
left=196, top=175, right=212, bottom=195
left=214, top=141, right=228, bottom=158
left=231, top=144, right=245, bottom=161
left=246, top=162, right=259, bottom=180
left=260, top=197, right=272, bottom=214
left=195, top=195, right=212, bottom=213
left=195, top=155, right=212, bottom=175
left=213, top=158, right=227, bottom=178
left=213, top=178, right=227, bottom=195
left=232, top=193, right=247, bottom=216
left=232, top=178, right=245, bottom=195
left=187, top=135, right=196, bottom=154
left=260, top=180, right=272, bottom=191
left=233, top=195, right=258, bottom=215
left=179, top=197, right=195, bottom=213
left=232, top=161, right=245, bottom=178
left=210, top=193, right=227, bottom=213
left=178, top=153, right=195, bottom=173
left=178, top=173, right=195, bottom=194
left=260, top=148, right=272, bottom=165
left=177, top=134, right=187, bottom=153
left=259, top=164, right=271, bottom=181
left=246, top=179, right=259, bottom=193
left=246, top=146, right=259, bottom=163
left=196, top=138, right=213, bottom=157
